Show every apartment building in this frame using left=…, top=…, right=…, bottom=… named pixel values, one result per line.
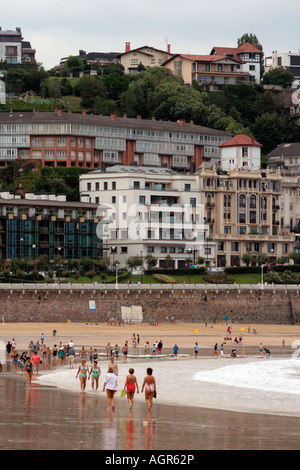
left=265, top=51, right=300, bottom=88
left=0, top=191, right=104, bottom=261
left=0, top=111, right=232, bottom=169
left=0, top=27, right=35, bottom=64
left=79, top=165, right=214, bottom=269
left=118, top=43, right=173, bottom=75
left=266, top=143, right=300, bottom=171
left=198, top=165, right=294, bottom=267
left=162, top=42, right=262, bottom=88
left=279, top=171, right=300, bottom=230
left=79, top=161, right=294, bottom=269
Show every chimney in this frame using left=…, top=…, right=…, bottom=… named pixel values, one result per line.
left=167, top=44, right=171, bottom=54
left=125, top=42, right=131, bottom=53
left=136, top=115, right=142, bottom=120
left=178, top=119, right=185, bottom=126
left=110, top=113, right=118, bottom=120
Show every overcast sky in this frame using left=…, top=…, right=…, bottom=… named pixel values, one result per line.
left=2, top=0, right=300, bottom=70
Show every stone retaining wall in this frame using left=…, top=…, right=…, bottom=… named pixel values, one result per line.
left=0, top=284, right=299, bottom=324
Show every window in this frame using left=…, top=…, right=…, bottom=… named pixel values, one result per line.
left=87, top=183, right=91, bottom=191
left=139, top=196, right=146, bottom=205
left=104, top=182, right=108, bottom=190
left=239, top=213, right=246, bottom=223
left=231, top=242, right=239, bottom=251
left=112, top=182, right=116, bottom=190
left=267, top=243, right=275, bottom=253
left=250, top=195, right=256, bottom=208
left=239, top=195, right=246, bottom=208
left=95, top=182, right=99, bottom=191
left=246, top=242, right=251, bottom=252
left=239, top=226, right=246, bottom=234
left=169, top=247, right=175, bottom=253
left=121, top=247, right=128, bottom=253
left=250, top=211, right=256, bottom=224
left=112, top=196, right=116, bottom=203
left=282, top=243, right=288, bottom=254
left=184, top=184, right=191, bottom=191
left=161, top=247, right=167, bottom=253
left=147, top=246, right=154, bottom=253
left=134, top=181, right=140, bottom=189
left=217, top=242, right=224, bottom=251
left=224, top=226, right=231, bottom=234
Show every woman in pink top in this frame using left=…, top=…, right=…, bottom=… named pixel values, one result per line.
left=31, top=351, right=41, bottom=374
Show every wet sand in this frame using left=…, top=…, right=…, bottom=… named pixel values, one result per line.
left=1, top=321, right=300, bottom=450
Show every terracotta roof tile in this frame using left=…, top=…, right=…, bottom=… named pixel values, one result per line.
left=219, top=134, right=263, bottom=148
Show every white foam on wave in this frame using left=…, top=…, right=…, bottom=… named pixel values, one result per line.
left=193, top=359, right=300, bottom=395
left=34, top=358, right=300, bottom=417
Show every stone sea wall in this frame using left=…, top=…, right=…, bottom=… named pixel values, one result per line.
left=0, top=283, right=299, bottom=325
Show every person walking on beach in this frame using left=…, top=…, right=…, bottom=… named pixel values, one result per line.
left=76, top=359, right=88, bottom=392
left=122, top=343, right=128, bottom=362
left=24, top=357, right=33, bottom=385
left=103, top=366, right=118, bottom=411
left=212, top=343, right=218, bottom=358
left=157, top=340, right=163, bottom=354
left=194, top=342, right=199, bottom=358
left=123, top=368, right=139, bottom=410
left=173, top=344, right=178, bottom=359
left=141, top=368, right=156, bottom=411
left=108, top=357, right=119, bottom=376
left=88, top=360, right=101, bottom=391
left=259, top=343, right=264, bottom=356
left=67, top=345, right=75, bottom=368
left=32, top=351, right=41, bottom=374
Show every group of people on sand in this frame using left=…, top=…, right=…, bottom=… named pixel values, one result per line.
left=76, top=357, right=156, bottom=412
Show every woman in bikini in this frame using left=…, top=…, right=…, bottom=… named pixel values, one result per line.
left=141, top=368, right=156, bottom=411
left=24, top=357, right=33, bottom=385
left=123, top=368, right=139, bottom=410
left=88, top=360, right=101, bottom=391
left=76, top=359, right=88, bottom=391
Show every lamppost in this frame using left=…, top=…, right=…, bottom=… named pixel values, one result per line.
left=32, top=244, right=36, bottom=260
left=261, top=263, right=265, bottom=285
left=140, top=250, right=143, bottom=284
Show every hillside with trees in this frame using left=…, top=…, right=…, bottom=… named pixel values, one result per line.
left=1, top=34, right=300, bottom=158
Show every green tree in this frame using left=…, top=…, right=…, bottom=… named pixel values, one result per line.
left=74, top=75, right=107, bottom=108
left=262, top=66, right=295, bottom=87
left=63, top=56, right=85, bottom=74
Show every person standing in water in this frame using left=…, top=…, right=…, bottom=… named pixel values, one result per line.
left=141, top=368, right=156, bottom=411
left=24, top=357, right=33, bottom=385
left=88, top=360, right=101, bottom=391
left=103, top=366, right=118, bottom=411
left=123, top=368, right=139, bottom=410
left=76, top=359, right=88, bottom=391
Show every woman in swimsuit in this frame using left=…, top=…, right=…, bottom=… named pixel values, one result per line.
left=141, top=368, right=156, bottom=411
left=24, top=357, right=33, bottom=385
left=88, top=360, right=101, bottom=391
left=123, top=368, right=139, bottom=410
left=76, top=359, right=88, bottom=391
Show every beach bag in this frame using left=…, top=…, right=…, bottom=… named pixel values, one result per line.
left=121, top=389, right=126, bottom=397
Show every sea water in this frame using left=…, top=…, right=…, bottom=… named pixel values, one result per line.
left=35, top=357, right=300, bottom=417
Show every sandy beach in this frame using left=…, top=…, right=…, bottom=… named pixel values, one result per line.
left=1, top=320, right=300, bottom=352
left=1, top=320, right=300, bottom=450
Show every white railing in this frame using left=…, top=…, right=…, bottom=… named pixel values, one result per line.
left=0, top=283, right=298, bottom=293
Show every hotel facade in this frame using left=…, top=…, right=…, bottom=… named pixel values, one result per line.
left=79, top=163, right=295, bottom=269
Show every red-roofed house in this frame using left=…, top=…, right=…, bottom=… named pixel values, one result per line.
left=162, top=42, right=262, bottom=88
left=219, top=134, right=263, bottom=171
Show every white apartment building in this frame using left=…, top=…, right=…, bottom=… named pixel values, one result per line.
left=0, top=27, right=23, bottom=64
left=265, top=51, right=300, bottom=88
left=79, top=165, right=214, bottom=269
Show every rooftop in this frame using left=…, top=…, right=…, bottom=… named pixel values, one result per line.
left=0, top=111, right=232, bottom=137
left=219, top=134, right=263, bottom=148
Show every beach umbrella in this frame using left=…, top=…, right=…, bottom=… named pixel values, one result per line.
left=240, top=327, right=245, bottom=332
left=193, top=329, right=198, bottom=334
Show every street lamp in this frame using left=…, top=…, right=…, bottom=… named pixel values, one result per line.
left=32, top=244, right=36, bottom=260
left=140, top=250, right=143, bottom=284
left=261, top=264, right=265, bottom=285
